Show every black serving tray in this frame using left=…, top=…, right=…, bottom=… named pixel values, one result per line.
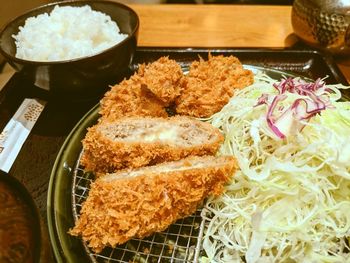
left=0, top=47, right=347, bottom=258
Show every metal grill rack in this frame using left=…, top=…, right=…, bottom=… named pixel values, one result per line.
left=71, top=151, right=205, bottom=263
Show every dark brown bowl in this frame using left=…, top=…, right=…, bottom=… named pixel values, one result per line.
left=0, top=171, right=52, bottom=262
left=0, top=0, right=139, bottom=100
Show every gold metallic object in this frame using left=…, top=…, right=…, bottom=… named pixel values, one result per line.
left=292, top=0, right=350, bottom=54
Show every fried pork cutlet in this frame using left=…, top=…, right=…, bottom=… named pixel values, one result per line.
left=81, top=116, right=224, bottom=173
left=175, top=54, right=254, bottom=118
left=99, top=72, right=168, bottom=122
left=138, top=56, right=183, bottom=105
left=70, top=155, right=237, bottom=252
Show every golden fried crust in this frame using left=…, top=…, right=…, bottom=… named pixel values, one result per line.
left=99, top=73, right=168, bottom=122
left=80, top=116, right=224, bottom=174
left=138, top=57, right=184, bottom=105
left=69, top=156, right=237, bottom=252
left=175, top=54, right=254, bottom=118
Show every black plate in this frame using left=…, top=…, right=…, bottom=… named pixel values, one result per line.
left=0, top=48, right=347, bottom=261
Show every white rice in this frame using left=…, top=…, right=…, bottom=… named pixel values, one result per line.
left=13, top=5, right=128, bottom=61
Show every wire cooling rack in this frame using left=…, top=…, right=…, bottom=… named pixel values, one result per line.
left=71, top=151, right=205, bottom=263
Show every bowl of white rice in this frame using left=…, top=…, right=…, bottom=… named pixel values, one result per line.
left=0, top=0, right=139, bottom=100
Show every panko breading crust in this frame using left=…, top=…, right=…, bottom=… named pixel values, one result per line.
left=69, top=156, right=237, bottom=252
left=100, top=55, right=253, bottom=121
left=175, top=54, right=254, bottom=118
left=99, top=56, right=184, bottom=122
left=99, top=72, right=168, bottom=122
left=80, top=116, right=224, bottom=173
left=138, top=56, right=184, bottom=105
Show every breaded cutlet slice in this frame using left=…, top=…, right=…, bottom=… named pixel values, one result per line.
left=69, top=155, right=237, bottom=253
left=99, top=72, right=168, bottom=122
left=81, top=116, right=224, bottom=174
left=138, top=56, right=184, bottom=106
left=175, top=54, right=254, bottom=118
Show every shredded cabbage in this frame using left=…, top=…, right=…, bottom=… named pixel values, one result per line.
left=201, top=72, right=350, bottom=263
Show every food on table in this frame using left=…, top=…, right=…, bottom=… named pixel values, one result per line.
left=138, top=56, right=183, bottom=105
left=100, top=56, right=183, bottom=122
left=81, top=116, right=224, bottom=174
left=175, top=54, right=254, bottom=118
left=70, top=155, right=237, bottom=253
left=72, top=54, right=253, bottom=253
left=99, top=71, right=168, bottom=122
left=13, top=5, right=127, bottom=61
left=70, top=53, right=350, bottom=260
left=201, top=72, right=350, bottom=262
left=100, top=55, right=253, bottom=121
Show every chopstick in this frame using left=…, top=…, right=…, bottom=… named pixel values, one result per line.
left=0, top=98, right=46, bottom=173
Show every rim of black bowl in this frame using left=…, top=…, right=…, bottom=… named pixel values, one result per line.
left=0, top=0, right=139, bottom=65
left=0, top=171, right=44, bottom=262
